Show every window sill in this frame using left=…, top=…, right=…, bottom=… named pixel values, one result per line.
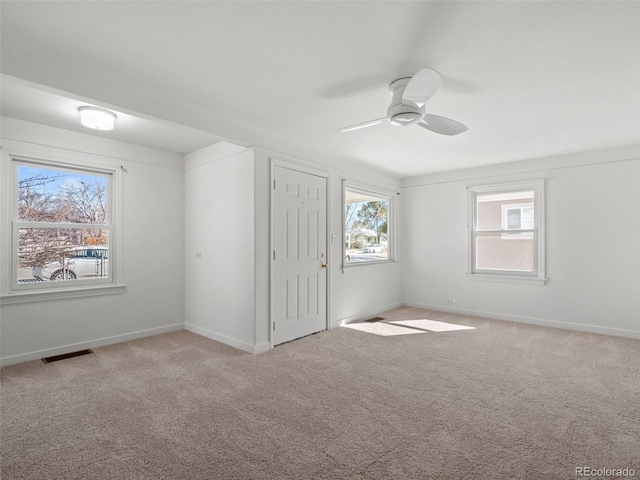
left=1, top=284, right=126, bottom=305
left=342, top=260, right=398, bottom=272
left=466, top=273, right=547, bottom=286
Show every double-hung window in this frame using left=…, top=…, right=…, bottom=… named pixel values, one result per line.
left=343, top=184, right=393, bottom=265
left=468, top=180, right=545, bottom=284
left=9, top=157, right=116, bottom=293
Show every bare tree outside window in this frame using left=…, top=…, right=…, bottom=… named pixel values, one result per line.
left=15, top=163, right=110, bottom=284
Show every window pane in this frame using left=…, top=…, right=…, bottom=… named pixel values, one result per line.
left=18, top=227, right=109, bottom=283
left=470, top=181, right=544, bottom=281
left=18, top=165, right=108, bottom=223
left=477, top=190, right=534, bottom=230
left=345, top=189, right=389, bottom=263
left=506, top=208, right=522, bottom=229
left=475, top=231, right=534, bottom=272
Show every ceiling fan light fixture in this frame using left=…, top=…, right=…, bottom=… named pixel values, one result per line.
left=78, top=106, right=117, bottom=131
left=389, top=111, right=422, bottom=126
left=387, top=100, right=424, bottom=127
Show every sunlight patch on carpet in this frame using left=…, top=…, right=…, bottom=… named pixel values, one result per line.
left=343, top=322, right=426, bottom=336
left=390, top=319, right=476, bottom=332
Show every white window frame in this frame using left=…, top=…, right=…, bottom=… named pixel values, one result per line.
left=343, top=181, right=395, bottom=268
left=1, top=152, right=125, bottom=304
left=467, top=180, right=546, bottom=285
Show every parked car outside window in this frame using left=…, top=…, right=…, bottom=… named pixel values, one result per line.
left=362, top=244, right=385, bottom=254
left=32, top=246, right=109, bottom=281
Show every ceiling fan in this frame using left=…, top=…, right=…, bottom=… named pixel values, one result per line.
left=336, top=67, right=468, bottom=136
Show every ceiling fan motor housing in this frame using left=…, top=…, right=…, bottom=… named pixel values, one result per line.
left=387, top=77, right=425, bottom=126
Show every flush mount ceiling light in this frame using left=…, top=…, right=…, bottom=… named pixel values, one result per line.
left=78, top=106, right=117, bottom=131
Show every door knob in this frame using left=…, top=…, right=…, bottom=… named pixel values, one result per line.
left=322, top=263, right=328, bottom=269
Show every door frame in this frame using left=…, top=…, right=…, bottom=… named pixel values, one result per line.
left=270, top=157, right=331, bottom=348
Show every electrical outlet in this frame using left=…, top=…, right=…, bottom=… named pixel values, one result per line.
left=447, top=298, right=456, bottom=304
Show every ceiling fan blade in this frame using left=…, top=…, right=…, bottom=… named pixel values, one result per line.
left=418, top=114, right=468, bottom=136
left=402, top=68, right=443, bottom=107
left=336, top=117, right=387, bottom=133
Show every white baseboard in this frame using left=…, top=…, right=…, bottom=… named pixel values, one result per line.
left=253, top=342, right=272, bottom=354
left=334, top=301, right=405, bottom=327
left=0, top=323, right=184, bottom=367
left=184, top=323, right=270, bottom=354
left=403, top=302, right=640, bottom=340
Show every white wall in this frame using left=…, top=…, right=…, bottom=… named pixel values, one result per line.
left=183, top=144, right=258, bottom=351
left=401, top=147, right=640, bottom=338
left=253, top=150, right=271, bottom=348
left=187, top=145, right=404, bottom=352
left=0, top=117, right=186, bottom=365
left=329, top=172, right=403, bottom=326
left=252, top=149, right=403, bottom=336
left=5, top=115, right=636, bottom=367
left=0, top=117, right=404, bottom=364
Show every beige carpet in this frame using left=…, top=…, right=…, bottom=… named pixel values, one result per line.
left=2, top=307, right=639, bottom=479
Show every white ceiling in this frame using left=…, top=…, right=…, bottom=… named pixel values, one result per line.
left=0, top=77, right=226, bottom=154
left=1, top=1, right=639, bottom=178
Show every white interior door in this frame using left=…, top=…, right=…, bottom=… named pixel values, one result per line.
left=272, top=166, right=327, bottom=345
